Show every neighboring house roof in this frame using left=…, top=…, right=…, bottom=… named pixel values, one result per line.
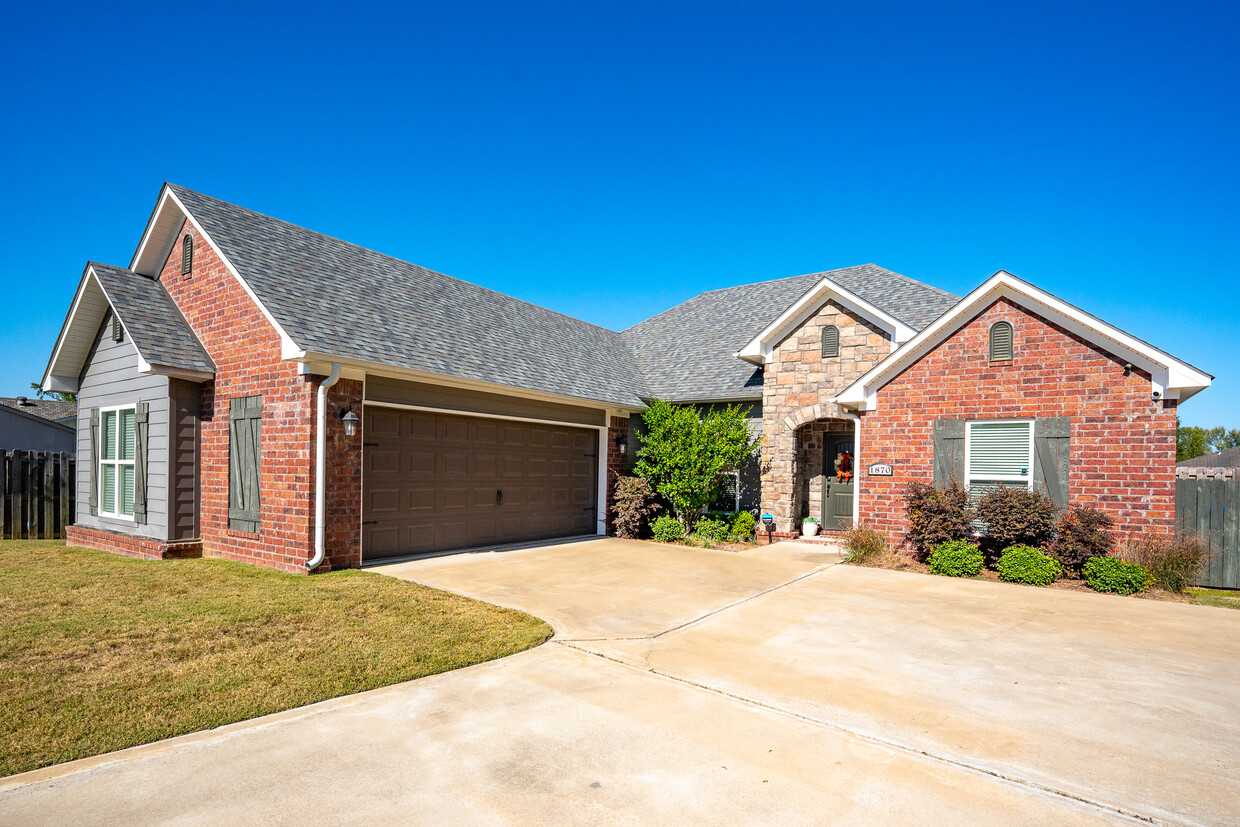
left=622, top=265, right=959, bottom=401
left=0, top=397, right=76, bottom=424
left=42, top=263, right=214, bottom=393
left=1179, top=446, right=1240, bottom=468
left=836, top=270, right=1213, bottom=410
left=151, top=185, right=649, bottom=407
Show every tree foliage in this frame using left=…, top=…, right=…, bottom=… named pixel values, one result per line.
left=1177, top=417, right=1240, bottom=461
left=634, top=399, right=760, bottom=529
left=29, top=382, right=76, bottom=402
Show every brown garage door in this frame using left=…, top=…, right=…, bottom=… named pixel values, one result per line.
left=363, top=406, right=599, bottom=560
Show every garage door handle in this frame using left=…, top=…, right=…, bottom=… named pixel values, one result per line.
left=496, top=489, right=503, bottom=505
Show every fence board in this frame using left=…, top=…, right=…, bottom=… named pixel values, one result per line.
left=0, top=451, right=76, bottom=540
left=1176, top=474, right=1239, bottom=589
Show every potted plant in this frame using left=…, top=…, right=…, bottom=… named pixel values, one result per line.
left=802, top=517, right=820, bottom=537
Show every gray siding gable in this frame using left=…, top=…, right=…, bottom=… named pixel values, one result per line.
left=75, top=312, right=171, bottom=541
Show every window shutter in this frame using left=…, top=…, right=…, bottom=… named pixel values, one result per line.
left=933, top=419, right=965, bottom=487
left=228, top=396, right=262, bottom=532
left=821, top=325, right=840, bottom=358
left=182, top=235, right=193, bottom=275
left=1033, top=417, right=1070, bottom=509
left=133, top=402, right=149, bottom=524
left=990, top=322, right=1013, bottom=361
left=88, top=408, right=99, bottom=516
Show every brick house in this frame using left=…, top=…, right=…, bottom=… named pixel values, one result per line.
left=42, top=184, right=1211, bottom=571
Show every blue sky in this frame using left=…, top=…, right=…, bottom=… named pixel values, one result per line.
left=1, top=1, right=1236, bottom=426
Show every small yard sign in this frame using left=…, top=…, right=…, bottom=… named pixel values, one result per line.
left=867, top=463, right=894, bottom=477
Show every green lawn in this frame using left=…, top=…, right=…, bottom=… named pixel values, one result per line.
left=0, top=541, right=552, bottom=778
left=1188, top=588, right=1240, bottom=610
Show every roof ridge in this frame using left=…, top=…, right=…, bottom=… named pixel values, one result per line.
left=168, top=184, right=629, bottom=339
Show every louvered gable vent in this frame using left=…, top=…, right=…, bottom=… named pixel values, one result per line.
left=821, top=325, right=840, bottom=358
left=989, top=321, right=1013, bottom=361
left=182, top=234, right=193, bottom=275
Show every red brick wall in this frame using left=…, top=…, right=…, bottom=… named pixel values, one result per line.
left=859, top=297, right=1176, bottom=550
left=604, top=415, right=628, bottom=532
left=67, top=525, right=202, bottom=560
left=157, top=220, right=360, bottom=573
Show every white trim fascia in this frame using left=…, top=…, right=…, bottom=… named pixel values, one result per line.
left=41, top=268, right=95, bottom=390
left=131, top=185, right=302, bottom=360
left=736, top=276, right=917, bottom=365
left=836, top=271, right=1213, bottom=411
left=300, top=352, right=638, bottom=415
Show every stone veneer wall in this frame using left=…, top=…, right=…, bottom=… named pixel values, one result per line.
left=760, top=300, right=891, bottom=532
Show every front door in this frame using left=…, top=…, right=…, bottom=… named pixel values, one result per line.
left=821, top=435, right=855, bottom=530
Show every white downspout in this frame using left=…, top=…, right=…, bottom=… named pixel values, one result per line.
left=309, top=363, right=342, bottom=571
left=839, top=411, right=861, bottom=526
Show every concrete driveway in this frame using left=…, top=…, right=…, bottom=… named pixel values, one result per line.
left=3, top=537, right=1238, bottom=825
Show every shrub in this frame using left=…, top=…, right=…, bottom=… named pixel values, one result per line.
left=904, top=480, right=973, bottom=556
left=1083, top=555, right=1152, bottom=595
left=995, top=545, right=1060, bottom=586
left=927, top=540, right=984, bottom=577
left=694, top=517, right=730, bottom=544
left=730, top=510, right=756, bottom=539
left=1051, top=505, right=1115, bottom=575
left=974, top=486, right=1058, bottom=552
left=612, top=476, right=657, bottom=539
left=651, top=514, right=685, bottom=543
left=1120, top=533, right=1209, bottom=593
left=842, top=521, right=888, bottom=565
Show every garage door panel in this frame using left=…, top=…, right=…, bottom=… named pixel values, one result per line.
left=363, top=407, right=598, bottom=561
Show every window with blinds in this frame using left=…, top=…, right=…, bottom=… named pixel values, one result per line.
left=99, top=406, right=137, bottom=518
left=966, top=420, right=1032, bottom=496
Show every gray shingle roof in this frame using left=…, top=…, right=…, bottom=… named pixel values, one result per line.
left=1178, top=446, right=1240, bottom=468
left=91, top=262, right=215, bottom=375
left=0, top=397, right=76, bottom=423
left=170, top=185, right=648, bottom=407
left=621, top=265, right=960, bottom=401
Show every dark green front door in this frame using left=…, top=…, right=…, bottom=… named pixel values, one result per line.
left=822, top=481, right=854, bottom=530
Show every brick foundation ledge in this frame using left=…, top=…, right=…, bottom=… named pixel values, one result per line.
left=65, top=525, right=203, bottom=561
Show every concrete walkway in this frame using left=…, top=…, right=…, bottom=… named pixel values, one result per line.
left=3, top=537, right=1238, bottom=825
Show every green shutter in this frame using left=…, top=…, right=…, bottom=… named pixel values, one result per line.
left=88, top=408, right=99, bottom=516
left=933, top=419, right=965, bottom=487
left=228, top=396, right=262, bottom=533
left=182, top=235, right=193, bottom=275
left=1033, top=417, right=1070, bottom=509
left=821, top=325, right=839, bottom=358
left=133, top=403, right=149, bottom=524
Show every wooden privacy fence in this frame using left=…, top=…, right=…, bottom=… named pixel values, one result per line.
left=1175, top=469, right=1240, bottom=590
left=1, top=450, right=75, bottom=540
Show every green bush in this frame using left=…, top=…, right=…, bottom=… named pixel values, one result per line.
left=651, top=514, right=685, bottom=544
left=1083, top=555, right=1152, bottom=595
left=1120, top=533, right=1208, bottom=593
left=974, top=486, right=1058, bottom=552
left=995, top=545, right=1060, bottom=586
left=694, top=517, right=729, bottom=544
left=904, top=480, right=973, bottom=557
left=927, top=540, right=984, bottom=577
left=1051, top=505, right=1115, bottom=575
left=842, top=521, right=888, bottom=565
left=730, top=511, right=756, bottom=538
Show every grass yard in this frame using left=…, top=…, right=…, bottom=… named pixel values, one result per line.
left=1189, top=588, right=1240, bottom=610
left=0, top=541, right=552, bottom=778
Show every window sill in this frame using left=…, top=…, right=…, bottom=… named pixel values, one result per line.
left=226, top=529, right=261, bottom=539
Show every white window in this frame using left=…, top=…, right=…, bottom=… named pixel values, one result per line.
left=965, top=420, right=1033, bottom=495
left=99, top=405, right=137, bottom=519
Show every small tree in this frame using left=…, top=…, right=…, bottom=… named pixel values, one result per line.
left=904, top=480, right=973, bottom=557
left=634, top=399, right=759, bottom=530
left=611, top=475, right=657, bottom=539
left=973, top=486, right=1058, bottom=553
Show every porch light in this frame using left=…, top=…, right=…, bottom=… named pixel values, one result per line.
left=341, top=407, right=359, bottom=437
left=616, top=434, right=628, bottom=455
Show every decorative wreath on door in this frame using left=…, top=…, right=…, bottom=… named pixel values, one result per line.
left=834, top=451, right=853, bottom=482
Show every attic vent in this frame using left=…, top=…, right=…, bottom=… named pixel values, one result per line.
left=182, top=234, right=193, bottom=276
left=112, top=315, right=124, bottom=343
left=821, top=325, right=840, bottom=358
left=990, top=321, right=1013, bottom=362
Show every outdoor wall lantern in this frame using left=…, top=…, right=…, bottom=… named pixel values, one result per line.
left=616, top=434, right=628, bottom=455
left=341, top=407, right=360, bottom=437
